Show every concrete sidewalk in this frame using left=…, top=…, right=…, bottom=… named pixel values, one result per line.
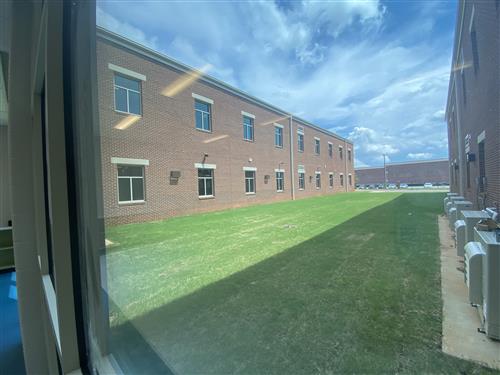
left=439, top=215, right=500, bottom=370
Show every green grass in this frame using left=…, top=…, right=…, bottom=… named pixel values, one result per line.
left=106, top=192, right=496, bottom=374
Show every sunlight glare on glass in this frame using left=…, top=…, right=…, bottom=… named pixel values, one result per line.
left=113, top=114, right=141, bottom=130
left=161, top=64, right=213, bottom=97
left=203, top=134, right=229, bottom=144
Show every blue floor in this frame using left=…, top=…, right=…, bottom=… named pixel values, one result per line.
left=0, top=271, right=25, bottom=375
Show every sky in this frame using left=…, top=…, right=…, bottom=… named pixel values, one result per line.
left=97, top=0, right=457, bottom=167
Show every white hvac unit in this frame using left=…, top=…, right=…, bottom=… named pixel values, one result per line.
left=455, top=210, right=491, bottom=257
left=443, top=193, right=459, bottom=213
left=446, top=196, right=465, bottom=216
left=449, top=201, right=473, bottom=229
left=464, top=241, right=485, bottom=305
left=473, top=228, right=500, bottom=340
left=455, top=220, right=466, bottom=256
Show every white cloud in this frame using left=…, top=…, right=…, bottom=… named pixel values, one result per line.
left=408, top=152, right=433, bottom=160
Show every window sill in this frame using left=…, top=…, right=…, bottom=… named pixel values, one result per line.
left=196, top=128, right=212, bottom=134
left=118, top=200, right=145, bottom=206
left=114, top=109, right=142, bottom=117
left=298, top=188, right=304, bottom=191
left=298, top=150, right=304, bottom=153
left=245, top=192, right=256, bottom=195
left=277, top=190, right=284, bottom=193
left=243, top=139, right=255, bottom=143
left=199, top=195, right=215, bottom=200
left=275, top=145, right=284, bottom=149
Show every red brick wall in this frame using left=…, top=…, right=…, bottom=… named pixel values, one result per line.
left=97, top=37, right=354, bottom=225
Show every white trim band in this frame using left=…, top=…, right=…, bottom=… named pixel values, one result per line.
left=275, top=168, right=285, bottom=172
left=274, top=123, right=284, bottom=129
left=108, top=63, right=146, bottom=81
left=192, top=93, right=214, bottom=104
left=241, top=111, right=255, bottom=119
left=243, top=166, right=257, bottom=171
left=315, top=171, right=322, bottom=174
left=194, top=163, right=216, bottom=169
left=297, top=127, right=304, bottom=135
left=477, top=130, right=485, bottom=143
left=111, top=157, right=149, bottom=166
left=314, top=137, right=320, bottom=141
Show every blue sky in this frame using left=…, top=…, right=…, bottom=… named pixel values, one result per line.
left=97, top=0, right=457, bottom=167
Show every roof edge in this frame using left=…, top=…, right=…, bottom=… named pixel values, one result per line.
left=96, top=26, right=352, bottom=145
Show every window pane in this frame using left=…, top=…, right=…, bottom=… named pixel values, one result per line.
left=248, top=179, right=254, bottom=193
left=195, top=110, right=203, bottom=129
left=202, top=112, right=211, bottom=131
left=198, top=178, right=205, bottom=196
left=205, top=178, right=213, bottom=196
left=115, top=74, right=140, bottom=91
left=132, top=178, right=144, bottom=200
left=195, top=100, right=210, bottom=112
left=118, top=178, right=131, bottom=202
left=115, top=87, right=128, bottom=112
left=198, top=169, right=212, bottom=177
left=118, top=165, right=143, bottom=177
left=129, top=91, right=141, bottom=115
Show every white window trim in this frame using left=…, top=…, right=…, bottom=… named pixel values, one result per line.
left=245, top=170, right=256, bottom=194
left=274, top=123, right=284, bottom=129
left=477, top=130, right=485, bottom=143
left=329, top=172, right=334, bottom=188
left=314, top=137, right=320, bottom=141
left=117, top=167, right=145, bottom=204
left=192, top=93, right=214, bottom=104
left=243, top=166, right=257, bottom=171
left=274, top=168, right=285, bottom=172
left=275, top=125, right=284, bottom=148
left=111, top=157, right=149, bottom=166
left=108, top=63, right=146, bottom=81
left=315, top=171, right=322, bottom=174
left=315, top=172, right=321, bottom=189
left=297, top=127, right=304, bottom=135
left=241, top=110, right=255, bottom=119
left=198, top=169, right=215, bottom=198
left=194, top=163, right=216, bottom=169
left=275, top=171, right=285, bottom=192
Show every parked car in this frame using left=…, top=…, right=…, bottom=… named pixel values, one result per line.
left=399, top=183, right=408, bottom=189
left=387, top=183, right=397, bottom=189
left=368, top=184, right=376, bottom=189
left=424, top=182, right=433, bottom=188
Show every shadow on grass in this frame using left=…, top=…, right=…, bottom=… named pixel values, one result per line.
left=108, top=193, right=493, bottom=374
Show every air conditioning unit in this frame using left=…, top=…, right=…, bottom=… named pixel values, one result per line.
left=446, top=196, right=465, bottom=216
left=449, top=208, right=457, bottom=230
left=464, top=241, right=485, bottom=305
left=455, top=220, right=466, bottom=256
left=443, top=193, right=459, bottom=213
left=485, top=207, right=498, bottom=221
left=462, top=210, right=490, bottom=244
left=449, top=200, right=473, bottom=229
left=473, top=228, right=500, bottom=340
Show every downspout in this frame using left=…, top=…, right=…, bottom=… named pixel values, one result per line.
left=344, top=140, right=348, bottom=192
left=289, top=114, right=295, bottom=200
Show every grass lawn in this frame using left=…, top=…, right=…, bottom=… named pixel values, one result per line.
left=106, top=192, right=496, bottom=374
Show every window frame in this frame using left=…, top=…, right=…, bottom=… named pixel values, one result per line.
left=297, top=128, right=304, bottom=152
left=314, top=138, right=321, bottom=155
left=245, top=170, right=256, bottom=194
left=340, top=173, right=344, bottom=186
left=243, top=114, right=255, bottom=141
left=329, top=172, right=334, bottom=188
left=274, top=124, right=284, bottom=148
left=339, top=146, right=343, bottom=159
left=194, top=98, right=212, bottom=132
left=328, top=142, right=333, bottom=158
left=275, top=170, right=285, bottom=192
left=117, top=164, right=145, bottom=204
left=348, top=149, right=352, bottom=161
left=298, top=171, right=305, bottom=190
left=113, top=73, right=142, bottom=116
left=315, top=172, right=321, bottom=189
left=198, top=168, right=215, bottom=198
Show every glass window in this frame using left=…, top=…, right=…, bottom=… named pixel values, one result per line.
left=276, top=171, right=284, bottom=192
left=243, top=116, right=254, bottom=141
left=315, top=139, right=320, bottom=155
left=245, top=171, right=255, bottom=193
left=329, top=173, right=334, bottom=188
left=198, top=168, right=214, bottom=196
left=348, top=149, right=352, bottom=161
left=117, top=165, right=144, bottom=203
left=275, top=126, right=283, bottom=147
left=297, top=133, right=304, bottom=152
left=348, top=174, right=352, bottom=186
left=340, top=174, right=344, bottom=186
left=315, top=173, right=321, bottom=188
left=114, top=74, right=142, bottom=115
left=339, top=147, right=343, bottom=159
left=195, top=99, right=212, bottom=131
left=328, top=143, right=333, bottom=158
left=298, top=172, right=305, bottom=190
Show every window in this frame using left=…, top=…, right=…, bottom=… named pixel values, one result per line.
left=198, top=168, right=214, bottom=197
left=114, top=74, right=141, bottom=115
left=275, top=125, right=283, bottom=147
left=339, top=146, right=343, bottom=159
left=245, top=171, right=255, bottom=194
left=315, top=172, right=321, bottom=188
left=243, top=115, right=254, bottom=141
left=117, top=165, right=144, bottom=203
left=340, top=174, right=344, bottom=186
left=314, top=138, right=320, bottom=155
left=276, top=171, right=284, bottom=192
left=348, top=149, right=352, bottom=161
left=348, top=174, right=352, bottom=186
left=195, top=99, right=212, bottom=131
left=297, top=132, right=304, bottom=152
left=328, top=143, right=333, bottom=158
left=478, top=140, right=486, bottom=193
left=329, top=173, right=334, bottom=188
left=298, top=172, right=305, bottom=190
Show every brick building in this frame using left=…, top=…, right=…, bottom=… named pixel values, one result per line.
left=445, top=0, right=499, bottom=209
left=97, top=28, right=355, bottom=225
left=355, top=159, right=450, bottom=186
